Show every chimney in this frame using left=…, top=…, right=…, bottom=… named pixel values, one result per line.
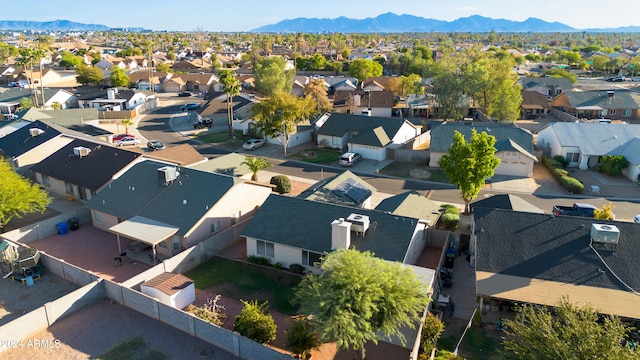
left=331, top=218, right=351, bottom=250
left=107, top=88, right=116, bottom=100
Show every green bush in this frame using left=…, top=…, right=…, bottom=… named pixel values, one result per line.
left=552, top=167, right=569, bottom=178
left=247, top=255, right=271, bottom=266
left=233, top=300, right=277, bottom=344
left=440, top=213, right=459, bottom=230
left=553, top=155, right=568, bottom=167
left=560, top=175, right=584, bottom=194
left=543, top=156, right=563, bottom=169
left=270, top=175, right=292, bottom=194
left=420, top=313, right=445, bottom=356
left=598, top=155, right=628, bottom=176
left=288, top=264, right=306, bottom=275
left=440, top=204, right=460, bottom=215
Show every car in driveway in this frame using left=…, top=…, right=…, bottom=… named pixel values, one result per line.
left=114, top=136, right=140, bottom=146
left=112, top=133, right=135, bottom=142
left=242, top=138, right=265, bottom=150
left=180, top=103, right=200, bottom=111
left=178, top=91, right=193, bottom=97
left=147, top=140, right=165, bottom=150
left=338, top=152, right=362, bottom=167
left=606, top=76, right=625, bottom=82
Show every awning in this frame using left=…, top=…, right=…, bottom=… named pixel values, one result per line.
left=109, top=215, right=179, bottom=246
left=521, top=104, right=544, bottom=110
left=576, top=105, right=604, bottom=110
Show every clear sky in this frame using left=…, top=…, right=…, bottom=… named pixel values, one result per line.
left=9, top=0, right=640, bottom=32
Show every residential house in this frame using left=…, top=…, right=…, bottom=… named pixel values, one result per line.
left=19, top=68, right=73, bottom=88
left=76, top=87, right=148, bottom=111
left=141, top=143, right=207, bottom=167
left=333, top=90, right=395, bottom=117
left=520, top=90, right=550, bottom=118
left=0, top=87, right=76, bottom=113
left=163, top=73, right=219, bottom=94
left=0, top=65, right=17, bottom=85
left=0, top=120, right=73, bottom=168
left=190, top=153, right=253, bottom=178
left=362, top=76, right=401, bottom=92
left=551, top=89, right=640, bottom=120
left=470, top=194, right=544, bottom=214
left=429, top=122, right=537, bottom=177
left=474, top=208, right=640, bottom=321
left=127, top=70, right=169, bottom=92
left=30, top=139, right=143, bottom=201
left=94, top=56, right=128, bottom=71
left=519, top=77, right=573, bottom=97
left=298, top=170, right=377, bottom=209
left=328, top=78, right=358, bottom=92
left=374, top=190, right=442, bottom=226
left=199, top=93, right=257, bottom=123
left=171, top=59, right=212, bottom=72
left=19, top=108, right=114, bottom=141
left=537, top=122, right=640, bottom=182
left=317, top=113, right=421, bottom=161
left=85, top=160, right=273, bottom=259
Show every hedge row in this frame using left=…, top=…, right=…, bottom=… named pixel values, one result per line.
left=542, top=156, right=584, bottom=194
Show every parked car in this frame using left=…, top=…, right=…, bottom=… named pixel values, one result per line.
left=114, top=136, right=141, bottom=147
left=193, top=118, right=212, bottom=129
left=180, top=103, right=201, bottom=111
left=3, top=113, right=18, bottom=120
left=631, top=77, right=640, bottom=82
left=112, top=134, right=135, bottom=141
left=338, top=152, right=362, bottom=167
left=634, top=215, right=640, bottom=223
left=606, top=76, right=625, bottom=82
left=552, top=203, right=598, bottom=217
left=242, top=138, right=265, bottom=150
left=178, top=91, right=193, bottom=97
left=147, top=140, right=165, bottom=150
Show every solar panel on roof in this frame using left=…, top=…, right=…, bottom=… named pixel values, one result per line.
left=332, top=178, right=357, bottom=196
left=345, top=183, right=371, bottom=203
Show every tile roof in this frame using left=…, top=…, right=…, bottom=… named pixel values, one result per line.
left=85, top=160, right=243, bottom=236
left=298, top=170, right=377, bottom=207
left=141, top=272, right=193, bottom=296
left=474, top=208, right=640, bottom=292
left=0, top=120, right=61, bottom=158
left=429, top=121, right=534, bottom=154
left=242, top=194, right=422, bottom=262
left=30, top=139, right=142, bottom=191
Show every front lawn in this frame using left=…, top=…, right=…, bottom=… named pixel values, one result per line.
left=185, top=256, right=301, bottom=315
left=288, top=148, right=342, bottom=164
left=197, top=130, right=249, bottom=147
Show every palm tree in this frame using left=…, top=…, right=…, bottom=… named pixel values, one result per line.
left=221, top=71, right=242, bottom=139
left=241, top=156, right=272, bottom=182
left=121, top=118, right=134, bottom=134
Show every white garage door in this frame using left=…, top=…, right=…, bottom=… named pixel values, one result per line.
left=497, top=160, right=528, bottom=177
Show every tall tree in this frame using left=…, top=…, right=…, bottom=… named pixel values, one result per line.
left=503, top=296, right=636, bottom=360
left=294, top=249, right=427, bottom=359
left=438, top=130, right=500, bottom=213
left=304, top=78, right=331, bottom=115
left=430, top=58, right=465, bottom=120
left=251, top=91, right=314, bottom=157
left=254, top=56, right=293, bottom=96
left=348, top=58, right=383, bottom=83
left=241, top=156, right=272, bottom=182
left=109, top=66, right=130, bottom=87
left=220, top=70, right=242, bottom=138
left=491, top=78, right=523, bottom=121
left=0, top=158, right=51, bottom=229
left=120, top=118, right=134, bottom=134
left=76, top=64, right=105, bottom=86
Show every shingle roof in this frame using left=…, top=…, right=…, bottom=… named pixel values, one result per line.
left=85, top=160, right=243, bottom=235
left=30, top=139, right=142, bottom=191
left=519, top=77, right=573, bottom=90
left=242, top=194, right=421, bottom=262
left=375, top=190, right=441, bottom=225
left=298, top=170, right=377, bottom=207
left=0, top=120, right=61, bottom=158
left=141, top=272, right=193, bottom=296
left=190, top=153, right=252, bottom=177
left=317, top=113, right=410, bottom=140
left=561, top=89, right=640, bottom=110
left=474, top=208, right=640, bottom=292
left=333, top=90, right=395, bottom=108
left=470, top=194, right=544, bottom=213
left=430, top=122, right=534, bottom=154
left=540, top=122, right=640, bottom=159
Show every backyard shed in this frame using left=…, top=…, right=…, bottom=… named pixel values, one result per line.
left=140, top=272, right=195, bottom=309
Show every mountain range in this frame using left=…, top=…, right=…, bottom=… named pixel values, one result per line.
left=251, top=13, right=640, bottom=33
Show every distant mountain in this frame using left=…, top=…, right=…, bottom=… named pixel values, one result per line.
left=0, top=20, right=110, bottom=31
left=252, top=13, right=634, bottom=33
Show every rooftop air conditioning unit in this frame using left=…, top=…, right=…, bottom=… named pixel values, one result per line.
left=29, top=128, right=45, bottom=137
left=346, top=213, right=370, bottom=235
left=590, top=224, right=620, bottom=245
left=158, top=166, right=179, bottom=185
left=73, top=146, right=91, bottom=157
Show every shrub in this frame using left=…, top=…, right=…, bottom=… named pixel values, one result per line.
left=560, top=175, right=584, bottom=194
left=274, top=262, right=283, bottom=270
left=542, top=156, right=563, bottom=169
left=598, top=155, right=628, bottom=176
left=289, top=264, right=306, bottom=275
left=270, top=175, right=292, bottom=194
left=553, top=155, right=568, bottom=167
left=286, top=318, right=322, bottom=360
left=440, top=213, right=459, bottom=230
left=233, top=300, right=277, bottom=344
left=552, top=167, right=569, bottom=178
left=187, top=295, right=226, bottom=326
left=472, top=310, right=483, bottom=327
left=420, top=313, right=445, bottom=355
left=247, top=255, right=271, bottom=266
left=440, top=204, right=460, bottom=215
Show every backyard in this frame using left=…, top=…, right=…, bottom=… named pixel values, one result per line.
left=437, top=318, right=506, bottom=359
left=185, top=256, right=302, bottom=315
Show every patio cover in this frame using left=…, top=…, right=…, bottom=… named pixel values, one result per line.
left=109, top=215, right=179, bottom=246
left=575, top=105, right=604, bottom=110
left=521, top=104, right=544, bottom=110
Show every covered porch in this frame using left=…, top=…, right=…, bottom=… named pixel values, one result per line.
left=110, top=216, right=179, bottom=266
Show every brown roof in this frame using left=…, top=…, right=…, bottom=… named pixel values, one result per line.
left=141, top=272, right=193, bottom=296
left=142, top=143, right=206, bottom=167
left=521, top=90, right=550, bottom=109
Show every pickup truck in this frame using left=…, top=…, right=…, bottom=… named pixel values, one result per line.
left=193, top=118, right=212, bottom=129
left=552, top=203, right=597, bottom=217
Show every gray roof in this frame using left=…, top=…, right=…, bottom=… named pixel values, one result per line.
left=429, top=122, right=534, bottom=154
left=190, top=153, right=253, bottom=177
left=242, top=194, right=421, bottom=263
left=85, top=160, right=243, bottom=236
left=561, top=89, right=640, bottom=110
left=21, top=108, right=100, bottom=125
left=375, top=190, right=442, bottom=225
left=0, top=120, right=61, bottom=158
left=520, top=77, right=574, bottom=90
left=298, top=170, right=377, bottom=207
left=470, top=194, right=544, bottom=213
left=474, top=208, right=640, bottom=292
left=0, top=87, right=65, bottom=104
left=317, top=113, right=413, bottom=146
left=541, top=122, right=640, bottom=160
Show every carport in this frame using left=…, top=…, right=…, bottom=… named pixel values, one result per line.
left=110, top=215, right=179, bottom=264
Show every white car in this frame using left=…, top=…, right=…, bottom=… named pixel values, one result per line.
left=242, top=139, right=265, bottom=150
left=634, top=215, right=640, bottom=223
left=114, top=136, right=140, bottom=146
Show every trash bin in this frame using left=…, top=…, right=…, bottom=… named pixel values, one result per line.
left=68, top=217, right=79, bottom=231
left=57, top=222, right=69, bottom=235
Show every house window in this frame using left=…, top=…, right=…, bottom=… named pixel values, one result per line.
left=94, top=211, right=102, bottom=224
left=623, top=109, right=631, bottom=117
left=210, top=222, right=220, bottom=234
left=158, top=240, right=168, bottom=248
left=65, top=182, right=74, bottom=195
left=566, top=152, right=580, bottom=163
left=41, top=175, right=50, bottom=186
left=78, top=186, right=88, bottom=201
left=302, top=250, right=322, bottom=267
left=256, top=240, right=274, bottom=257
left=609, top=109, right=616, bottom=115
left=172, top=235, right=180, bottom=251
left=505, top=151, right=518, bottom=158
left=332, top=137, right=341, bottom=146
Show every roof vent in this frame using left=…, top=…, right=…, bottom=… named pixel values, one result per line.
left=158, top=166, right=179, bottom=186
left=346, top=213, right=370, bottom=235
left=590, top=223, right=620, bottom=251
left=29, top=128, right=45, bottom=137
left=73, top=146, right=91, bottom=158
left=606, top=90, right=615, bottom=98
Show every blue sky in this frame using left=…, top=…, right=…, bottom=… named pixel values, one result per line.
left=10, top=0, right=639, bottom=31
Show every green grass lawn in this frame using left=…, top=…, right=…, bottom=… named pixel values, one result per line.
left=288, top=149, right=342, bottom=164
left=437, top=321, right=506, bottom=360
left=185, top=256, right=301, bottom=315
left=97, top=336, right=165, bottom=360
left=197, top=130, right=250, bottom=147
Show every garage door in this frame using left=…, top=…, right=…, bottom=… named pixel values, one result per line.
left=497, top=161, right=528, bottom=177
